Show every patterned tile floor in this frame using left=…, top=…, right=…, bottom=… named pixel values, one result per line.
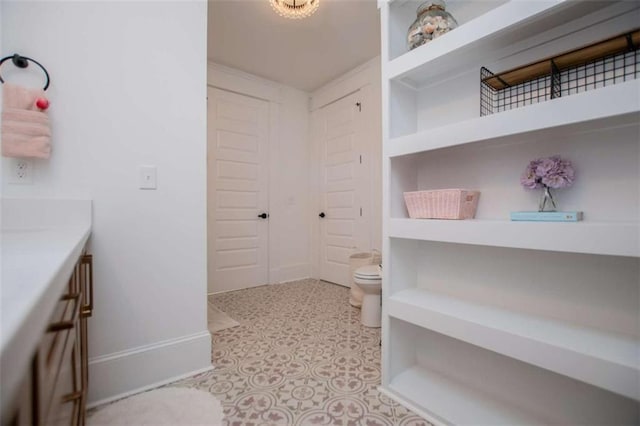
left=175, top=279, right=430, bottom=426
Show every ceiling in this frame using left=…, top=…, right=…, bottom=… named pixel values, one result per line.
left=208, top=0, right=381, bottom=92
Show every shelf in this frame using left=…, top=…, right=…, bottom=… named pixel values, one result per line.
left=386, top=79, right=640, bottom=158
left=387, top=288, right=640, bottom=400
left=386, top=1, right=617, bottom=87
left=382, top=0, right=640, bottom=422
left=482, top=29, right=640, bottom=90
left=383, top=366, right=543, bottom=425
left=388, top=218, right=639, bottom=257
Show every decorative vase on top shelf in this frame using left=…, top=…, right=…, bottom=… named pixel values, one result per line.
left=511, top=155, right=583, bottom=222
left=407, top=0, right=458, bottom=51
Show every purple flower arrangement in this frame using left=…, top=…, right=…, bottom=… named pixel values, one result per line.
left=521, top=156, right=575, bottom=190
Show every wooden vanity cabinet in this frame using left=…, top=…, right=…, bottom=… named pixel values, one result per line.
left=7, top=253, right=93, bottom=426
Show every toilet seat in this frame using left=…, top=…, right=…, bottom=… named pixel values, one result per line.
left=353, top=264, right=382, bottom=328
left=354, top=265, right=381, bottom=284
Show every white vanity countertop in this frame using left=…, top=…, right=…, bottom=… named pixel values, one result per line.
left=1, top=198, right=92, bottom=413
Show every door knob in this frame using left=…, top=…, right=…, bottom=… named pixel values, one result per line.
left=258, top=213, right=269, bottom=219
left=319, top=212, right=326, bottom=218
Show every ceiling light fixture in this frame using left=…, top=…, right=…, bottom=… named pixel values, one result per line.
left=269, top=0, right=319, bottom=19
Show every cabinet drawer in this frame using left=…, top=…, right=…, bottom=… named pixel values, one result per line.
left=43, top=326, right=81, bottom=426
left=5, top=361, right=36, bottom=426
left=37, top=287, right=81, bottom=422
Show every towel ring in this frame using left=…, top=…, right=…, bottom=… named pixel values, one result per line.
left=0, top=54, right=50, bottom=91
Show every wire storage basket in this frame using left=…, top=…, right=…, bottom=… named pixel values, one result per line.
left=481, top=29, right=640, bottom=116
left=404, top=189, right=480, bottom=220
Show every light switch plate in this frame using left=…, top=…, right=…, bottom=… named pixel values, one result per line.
left=139, top=165, right=157, bottom=190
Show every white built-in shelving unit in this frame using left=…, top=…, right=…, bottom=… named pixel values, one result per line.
left=379, top=0, right=640, bottom=424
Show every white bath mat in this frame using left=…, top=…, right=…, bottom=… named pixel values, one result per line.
left=208, top=304, right=240, bottom=333
left=88, top=387, right=224, bottom=425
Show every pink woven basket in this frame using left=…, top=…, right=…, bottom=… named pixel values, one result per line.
left=403, top=189, right=480, bottom=220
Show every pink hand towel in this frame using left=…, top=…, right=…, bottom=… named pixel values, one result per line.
left=1, top=83, right=51, bottom=159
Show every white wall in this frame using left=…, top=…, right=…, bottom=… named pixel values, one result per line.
left=207, top=63, right=311, bottom=289
left=1, top=1, right=211, bottom=405
left=272, top=87, right=312, bottom=282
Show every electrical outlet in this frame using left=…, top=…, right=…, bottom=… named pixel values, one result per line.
left=8, top=159, right=34, bottom=184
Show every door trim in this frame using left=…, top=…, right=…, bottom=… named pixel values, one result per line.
left=310, top=60, right=381, bottom=280
left=316, top=89, right=371, bottom=286
left=207, top=87, right=272, bottom=293
left=310, top=56, right=380, bottom=111
left=208, top=62, right=282, bottom=103
left=207, top=66, right=284, bottom=292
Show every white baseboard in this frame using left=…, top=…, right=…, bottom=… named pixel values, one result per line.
left=378, top=386, right=447, bottom=426
left=275, top=263, right=310, bottom=283
left=87, top=365, right=215, bottom=410
left=206, top=267, right=312, bottom=296
left=87, top=331, right=212, bottom=406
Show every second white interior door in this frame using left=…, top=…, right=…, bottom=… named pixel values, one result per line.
left=207, top=87, right=270, bottom=294
left=318, top=91, right=370, bottom=286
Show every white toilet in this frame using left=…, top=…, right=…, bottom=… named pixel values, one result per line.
left=353, top=264, right=382, bottom=328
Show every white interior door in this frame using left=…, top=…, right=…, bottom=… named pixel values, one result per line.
left=318, top=91, right=369, bottom=286
left=207, top=87, right=270, bottom=294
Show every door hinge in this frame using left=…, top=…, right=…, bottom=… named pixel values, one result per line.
left=356, top=102, right=362, bottom=112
